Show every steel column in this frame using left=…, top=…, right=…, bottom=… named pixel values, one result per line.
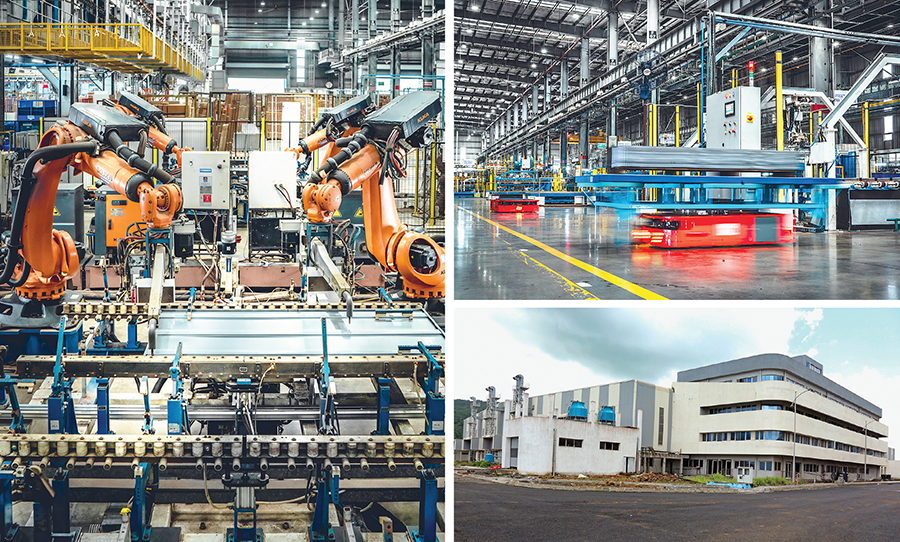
left=560, top=61, right=568, bottom=96
left=607, top=11, right=618, bottom=67
left=647, top=0, right=659, bottom=43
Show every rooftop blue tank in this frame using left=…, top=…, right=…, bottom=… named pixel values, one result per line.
left=599, top=406, right=616, bottom=425
left=567, top=401, right=588, bottom=420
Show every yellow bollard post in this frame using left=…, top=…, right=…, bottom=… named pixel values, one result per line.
left=863, top=101, right=870, bottom=177
left=775, top=51, right=784, bottom=151
left=696, top=83, right=702, bottom=146
left=260, top=117, right=265, bottom=151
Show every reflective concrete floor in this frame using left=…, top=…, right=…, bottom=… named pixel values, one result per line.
left=454, top=198, right=900, bottom=300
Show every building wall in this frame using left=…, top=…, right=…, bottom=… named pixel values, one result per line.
left=526, top=380, right=674, bottom=452
left=672, top=381, right=888, bottom=480
left=501, top=417, right=639, bottom=476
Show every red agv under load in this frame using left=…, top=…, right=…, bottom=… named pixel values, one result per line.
left=632, top=212, right=794, bottom=248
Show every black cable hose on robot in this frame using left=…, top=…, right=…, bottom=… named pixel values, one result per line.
left=106, top=131, right=174, bottom=186
left=0, top=140, right=99, bottom=286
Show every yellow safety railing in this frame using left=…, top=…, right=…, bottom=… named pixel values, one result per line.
left=0, top=23, right=200, bottom=79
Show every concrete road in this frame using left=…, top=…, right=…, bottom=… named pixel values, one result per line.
left=455, top=478, right=900, bottom=542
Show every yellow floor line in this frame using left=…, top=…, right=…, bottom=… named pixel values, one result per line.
left=517, top=250, right=600, bottom=300
left=459, top=206, right=668, bottom=300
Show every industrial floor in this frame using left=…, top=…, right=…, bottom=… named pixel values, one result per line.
left=456, top=477, right=900, bottom=542
left=454, top=197, right=900, bottom=300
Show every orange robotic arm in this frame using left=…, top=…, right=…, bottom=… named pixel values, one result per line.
left=303, top=143, right=445, bottom=299
left=147, top=125, right=191, bottom=167
left=1, top=123, right=182, bottom=301
left=109, top=99, right=192, bottom=166
left=287, top=125, right=360, bottom=175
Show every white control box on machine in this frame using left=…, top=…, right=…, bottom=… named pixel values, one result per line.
left=248, top=151, right=297, bottom=210
left=182, top=151, right=230, bottom=210
left=706, top=86, right=761, bottom=150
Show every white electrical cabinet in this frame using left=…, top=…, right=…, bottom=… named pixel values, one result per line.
left=706, top=86, right=761, bottom=150
left=182, top=151, right=230, bottom=210
left=248, top=151, right=297, bottom=210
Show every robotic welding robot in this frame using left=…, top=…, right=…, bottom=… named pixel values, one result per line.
left=0, top=104, right=182, bottom=327
left=301, top=91, right=445, bottom=300
left=286, top=94, right=373, bottom=174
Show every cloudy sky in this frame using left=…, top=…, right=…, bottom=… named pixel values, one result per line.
left=454, top=307, right=900, bottom=447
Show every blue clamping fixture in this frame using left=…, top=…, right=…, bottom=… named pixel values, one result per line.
left=309, top=467, right=340, bottom=542
left=318, top=318, right=337, bottom=434
left=373, top=378, right=392, bottom=436
left=96, top=378, right=113, bottom=435
left=399, top=343, right=445, bottom=436
left=409, top=469, right=438, bottom=542
left=131, top=463, right=157, bottom=542
left=141, top=377, right=155, bottom=435
left=49, top=318, right=78, bottom=435
left=167, top=343, right=189, bottom=435
left=0, top=471, right=18, bottom=542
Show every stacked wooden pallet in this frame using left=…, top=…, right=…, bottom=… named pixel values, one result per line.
left=259, top=93, right=316, bottom=141
left=209, top=92, right=252, bottom=152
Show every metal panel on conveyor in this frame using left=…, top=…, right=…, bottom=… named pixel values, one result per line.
left=608, top=146, right=805, bottom=173
left=150, top=307, right=444, bottom=356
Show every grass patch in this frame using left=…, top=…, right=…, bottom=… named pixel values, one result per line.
left=752, top=476, right=791, bottom=486
left=688, top=473, right=738, bottom=484
left=455, top=460, right=496, bottom=468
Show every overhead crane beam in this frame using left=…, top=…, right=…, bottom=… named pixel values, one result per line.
left=459, top=10, right=609, bottom=40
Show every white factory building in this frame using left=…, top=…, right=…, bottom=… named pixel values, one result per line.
left=459, top=354, right=890, bottom=482
left=500, top=403, right=640, bottom=475
left=674, top=354, right=889, bottom=483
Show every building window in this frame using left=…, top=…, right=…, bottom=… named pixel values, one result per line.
left=559, top=438, right=582, bottom=448
left=599, top=441, right=620, bottom=451
left=296, top=50, right=307, bottom=85
left=805, top=362, right=822, bottom=375
left=774, top=461, right=782, bottom=471
left=761, top=375, right=784, bottom=381
left=803, top=463, right=819, bottom=473
left=759, top=461, right=773, bottom=471
left=756, top=431, right=786, bottom=441
left=761, top=405, right=782, bottom=410
left=730, top=431, right=751, bottom=441
left=885, top=116, right=894, bottom=143
left=658, top=407, right=664, bottom=446
left=737, top=376, right=758, bottom=383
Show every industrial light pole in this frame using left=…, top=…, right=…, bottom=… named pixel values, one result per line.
left=792, top=388, right=811, bottom=484
left=864, top=419, right=873, bottom=482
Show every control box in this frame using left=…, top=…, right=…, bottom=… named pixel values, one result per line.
left=94, top=186, right=143, bottom=261
left=706, top=86, right=761, bottom=150
left=182, top=151, right=230, bottom=210
left=248, top=151, right=297, bottom=210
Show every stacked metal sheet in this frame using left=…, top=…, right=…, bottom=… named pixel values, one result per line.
left=609, top=146, right=805, bottom=173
